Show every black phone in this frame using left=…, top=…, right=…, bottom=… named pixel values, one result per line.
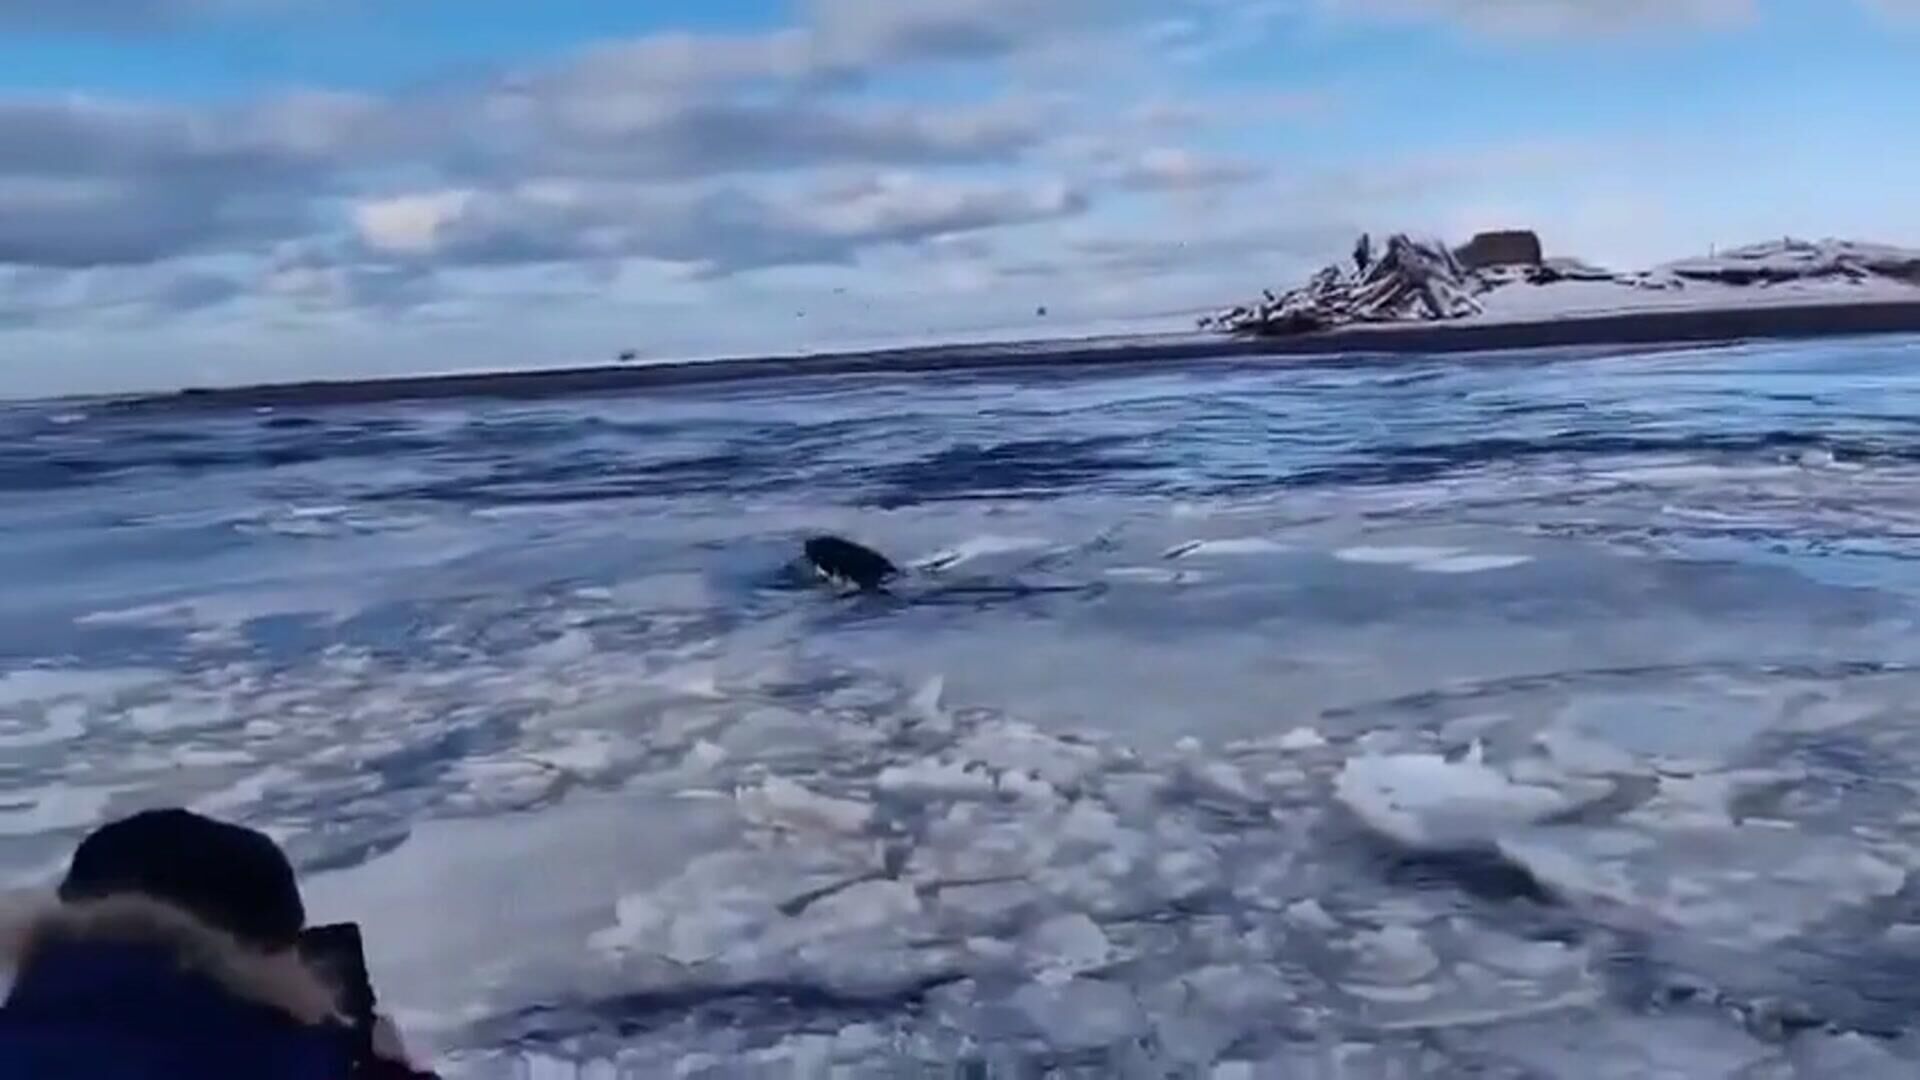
left=297, top=922, right=378, bottom=1032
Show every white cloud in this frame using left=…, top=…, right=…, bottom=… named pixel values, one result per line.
left=0, top=92, right=374, bottom=268
left=806, top=0, right=1106, bottom=63
left=1325, top=0, right=1757, bottom=36
left=352, top=191, right=474, bottom=257
left=1110, top=148, right=1266, bottom=192
left=12, top=0, right=1903, bottom=396
left=787, top=171, right=1085, bottom=241
left=338, top=172, right=1088, bottom=276
left=445, top=90, right=1046, bottom=181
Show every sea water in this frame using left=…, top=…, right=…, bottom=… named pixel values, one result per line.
left=7, top=338, right=1920, bottom=1075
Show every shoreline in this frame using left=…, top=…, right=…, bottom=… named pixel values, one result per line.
left=112, top=297, right=1920, bottom=411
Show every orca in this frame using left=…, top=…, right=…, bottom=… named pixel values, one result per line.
left=802, top=535, right=901, bottom=592
left=796, top=534, right=1101, bottom=604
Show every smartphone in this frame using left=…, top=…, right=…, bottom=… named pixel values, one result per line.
left=297, top=922, right=378, bottom=1032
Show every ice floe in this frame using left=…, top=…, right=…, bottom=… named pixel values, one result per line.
left=1333, top=544, right=1533, bottom=574
left=1163, top=537, right=1290, bottom=560
left=1334, top=744, right=1602, bottom=849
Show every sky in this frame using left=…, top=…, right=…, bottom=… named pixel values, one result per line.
left=2, top=0, right=1919, bottom=398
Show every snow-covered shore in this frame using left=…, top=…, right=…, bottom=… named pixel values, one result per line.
left=1206, top=236, right=1920, bottom=337
left=102, top=238, right=1920, bottom=413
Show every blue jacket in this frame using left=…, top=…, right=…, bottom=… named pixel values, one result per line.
left=0, top=941, right=358, bottom=1079
left=0, top=900, right=364, bottom=1079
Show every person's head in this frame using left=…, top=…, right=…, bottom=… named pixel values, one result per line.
left=57, top=808, right=306, bottom=953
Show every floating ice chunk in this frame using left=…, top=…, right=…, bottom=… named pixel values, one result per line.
left=444, top=759, right=562, bottom=814
left=1104, top=566, right=1205, bottom=585
left=1155, top=849, right=1223, bottom=903
left=1338, top=920, right=1605, bottom=1032
left=832, top=1022, right=887, bottom=1057
left=1346, top=925, right=1441, bottom=986
left=0, top=786, right=114, bottom=837
left=0, top=668, right=167, bottom=707
left=1498, top=825, right=1905, bottom=946
left=955, top=722, right=1103, bottom=789
left=1790, top=1032, right=1911, bottom=1077
left=1475, top=1012, right=1777, bottom=1078
left=1335, top=747, right=1585, bottom=849
left=1226, top=726, right=1328, bottom=756
left=678, top=740, right=727, bottom=773
left=1412, top=553, right=1533, bottom=574
left=737, top=777, right=873, bottom=836
left=910, top=818, right=1057, bottom=883
left=1058, top=799, right=1127, bottom=847
left=1335, top=545, right=1464, bottom=566
left=1013, top=978, right=1143, bottom=1052
left=592, top=850, right=855, bottom=965
left=1368, top=964, right=1602, bottom=1032
left=792, top=880, right=922, bottom=938
left=1024, top=913, right=1115, bottom=981
left=1286, top=898, right=1341, bottom=933
left=1147, top=963, right=1296, bottom=1066
left=529, top=731, right=627, bottom=780
left=909, top=675, right=950, bottom=733
left=915, top=535, right=1050, bottom=572
left=124, top=696, right=236, bottom=736
left=174, top=748, right=256, bottom=768
left=1182, top=963, right=1296, bottom=1017
left=1162, top=538, right=1289, bottom=560
left=997, top=770, right=1058, bottom=804
left=525, top=630, right=595, bottom=665
left=1180, top=759, right=1265, bottom=806
left=877, top=760, right=997, bottom=802
left=647, top=663, right=724, bottom=700
left=1622, top=767, right=1802, bottom=831
left=193, top=765, right=296, bottom=817
left=934, top=880, right=1036, bottom=930
left=1534, top=728, right=1640, bottom=777
left=1474, top=935, right=1586, bottom=981
left=1279, top=726, right=1328, bottom=751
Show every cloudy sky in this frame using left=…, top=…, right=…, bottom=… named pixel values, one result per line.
left=3, top=0, right=1918, bottom=397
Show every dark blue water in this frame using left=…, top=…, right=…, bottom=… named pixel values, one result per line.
left=8, top=338, right=1920, bottom=1076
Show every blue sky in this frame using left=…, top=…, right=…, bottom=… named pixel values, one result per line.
left=3, top=0, right=1918, bottom=397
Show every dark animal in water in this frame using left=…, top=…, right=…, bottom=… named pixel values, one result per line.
left=803, top=536, right=900, bottom=592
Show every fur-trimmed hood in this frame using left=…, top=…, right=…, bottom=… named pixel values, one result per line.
left=0, top=892, right=342, bottom=1026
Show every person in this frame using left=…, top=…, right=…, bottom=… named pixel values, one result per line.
left=0, top=808, right=437, bottom=1078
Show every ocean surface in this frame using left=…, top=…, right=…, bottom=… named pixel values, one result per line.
left=8, top=338, right=1920, bottom=1076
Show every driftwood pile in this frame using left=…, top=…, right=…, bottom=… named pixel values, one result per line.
left=1201, top=233, right=1488, bottom=336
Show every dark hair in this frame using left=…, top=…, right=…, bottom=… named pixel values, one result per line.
left=59, top=808, right=307, bottom=950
